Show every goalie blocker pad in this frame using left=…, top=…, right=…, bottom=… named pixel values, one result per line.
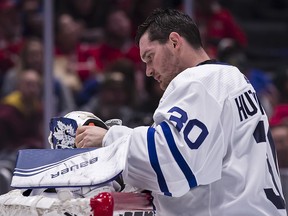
left=11, top=135, right=130, bottom=189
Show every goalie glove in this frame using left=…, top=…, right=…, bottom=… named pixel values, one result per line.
left=48, top=111, right=111, bottom=149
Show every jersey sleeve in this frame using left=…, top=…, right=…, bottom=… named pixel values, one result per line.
left=105, top=79, right=227, bottom=197
left=102, top=125, right=133, bottom=147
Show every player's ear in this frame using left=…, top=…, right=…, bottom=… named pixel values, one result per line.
left=169, top=32, right=181, bottom=49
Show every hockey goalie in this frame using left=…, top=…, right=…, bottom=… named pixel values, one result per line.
left=0, top=111, right=153, bottom=216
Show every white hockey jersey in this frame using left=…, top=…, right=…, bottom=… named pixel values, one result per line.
left=103, top=63, right=287, bottom=216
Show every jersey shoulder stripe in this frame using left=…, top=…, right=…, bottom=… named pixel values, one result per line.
left=147, top=127, right=171, bottom=196
left=160, top=121, right=197, bottom=188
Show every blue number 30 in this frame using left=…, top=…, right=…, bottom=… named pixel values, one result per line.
left=168, top=106, right=208, bottom=150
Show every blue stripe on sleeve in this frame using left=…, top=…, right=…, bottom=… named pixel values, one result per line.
left=147, top=127, right=172, bottom=196
left=161, top=121, right=197, bottom=188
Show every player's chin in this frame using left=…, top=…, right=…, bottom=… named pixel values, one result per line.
left=160, top=82, right=167, bottom=90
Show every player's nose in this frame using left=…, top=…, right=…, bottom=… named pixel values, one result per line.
left=146, top=66, right=154, bottom=77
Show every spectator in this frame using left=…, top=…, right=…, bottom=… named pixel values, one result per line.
left=55, top=0, right=110, bottom=44
left=1, top=37, right=76, bottom=115
left=81, top=59, right=146, bottom=127
left=89, top=8, right=147, bottom=101
left=0, top=69, right=44, bottom=153
left=1, top=37, right=43, bottom=97
left=54, top=14, right=99, bottom=94
left=190, top=0, right=247, bottom=58
left=91, top=8, right=142, bottom=71
left=56, top=0, right=109, bottom=29
left=18, top=0, right=43, bottom=38
left=103, top=58, right=136, bottom=106
left=0, top=0, right=24, bottom=82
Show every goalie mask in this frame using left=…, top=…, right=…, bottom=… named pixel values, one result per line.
left=49, top=111, right=108, bottom=149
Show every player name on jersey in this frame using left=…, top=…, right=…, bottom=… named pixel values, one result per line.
left=234, top=89, right=265, bottom=122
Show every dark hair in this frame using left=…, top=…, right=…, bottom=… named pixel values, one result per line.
left=135, top=8, right=203, bottom=49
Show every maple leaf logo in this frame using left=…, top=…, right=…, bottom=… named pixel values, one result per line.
left=53, top=120, right=76, bottom=148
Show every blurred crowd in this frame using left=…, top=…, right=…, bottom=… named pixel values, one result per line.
left=0, top=0, right=288, bottom=202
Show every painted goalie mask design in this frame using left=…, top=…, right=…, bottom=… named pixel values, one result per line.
left=49, top=111, right=108, bottom=149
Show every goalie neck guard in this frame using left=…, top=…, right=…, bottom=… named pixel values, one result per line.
left=49, top=111, right=108, bottom=149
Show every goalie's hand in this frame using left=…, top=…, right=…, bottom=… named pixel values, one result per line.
left=75, top=126, right=107, bottom=148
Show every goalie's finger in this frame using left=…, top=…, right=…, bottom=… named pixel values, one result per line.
left=76, top=125, right=89, bottom=136
left=75, top=126, right=86, bottom=148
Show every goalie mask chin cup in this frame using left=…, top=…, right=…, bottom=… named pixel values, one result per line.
left=49, top=111, right=108, bottom=149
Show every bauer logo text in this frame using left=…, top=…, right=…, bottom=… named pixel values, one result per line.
left=51, top=157, right=98, bottom=178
